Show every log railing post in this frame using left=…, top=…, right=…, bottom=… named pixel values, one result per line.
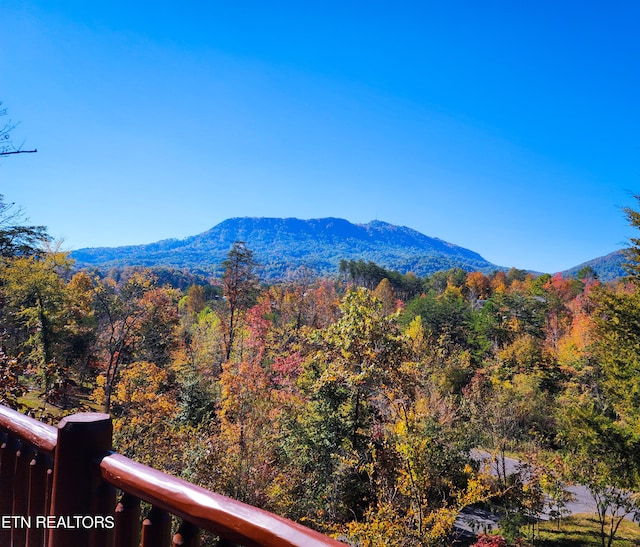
left=26, top=453, right=51, bottom=547
left=114, top=493, right=141, bottom=547
left=173, top=519, right=200, bottom=547
left=0, top=433, right=18, bottom=546
left=141, top=506, right=171, bottom=547
left=47, top=413, right=113, bottom=547
left=12, top=441, right=32, bottom=547
left=44, top=461, right=54, bottom=547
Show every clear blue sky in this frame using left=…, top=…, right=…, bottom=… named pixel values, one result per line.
left=1, top=1, right=639, bottom=273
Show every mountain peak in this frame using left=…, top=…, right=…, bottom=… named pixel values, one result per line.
left=71, top=216, right=499, bottom=279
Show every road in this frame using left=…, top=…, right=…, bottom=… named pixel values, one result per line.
left=455, top=450, right=602, bottom=537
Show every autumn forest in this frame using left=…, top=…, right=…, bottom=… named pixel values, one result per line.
left=3, top=194, right=640, bottom=546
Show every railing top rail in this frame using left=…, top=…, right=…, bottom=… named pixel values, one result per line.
left=100, top=453, right=347, bottom=547
left=0, top=404, right=57, bottom=455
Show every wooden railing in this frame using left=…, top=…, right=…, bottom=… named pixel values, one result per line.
left=0, top=405, right=347, bottom=547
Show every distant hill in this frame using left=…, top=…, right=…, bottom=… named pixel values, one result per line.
left=562, top=249, right=627, bottom=283
left=71, top=217, right=503, bottom=279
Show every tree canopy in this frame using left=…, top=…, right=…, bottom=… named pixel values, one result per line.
left=0, top=195, right=50, bottom=257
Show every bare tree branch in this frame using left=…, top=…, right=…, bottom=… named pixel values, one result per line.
left=0, top=101, right=37, bottom=157
left=0, top=149, right=38, bottom=156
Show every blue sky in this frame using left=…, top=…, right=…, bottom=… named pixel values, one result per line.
left=1, top=1, right=639, bottom=273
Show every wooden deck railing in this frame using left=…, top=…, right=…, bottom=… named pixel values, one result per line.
left=0, top=405, right=347, bottom=547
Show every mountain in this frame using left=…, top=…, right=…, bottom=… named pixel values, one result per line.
left=562, top=249, right=627, bottom=282
left=71, top=217, right=502, bottom=279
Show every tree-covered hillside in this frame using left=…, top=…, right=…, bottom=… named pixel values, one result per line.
left=70, top=217, right=501, bottom=279
left=562, top=249, right=626, bottom=282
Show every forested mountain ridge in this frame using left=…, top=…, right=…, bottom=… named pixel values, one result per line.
left=561, top=249, right=626, bottom=282
left=71, top=216, right=628, bottom=281
left=70, top=217, right=501, bottom=278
